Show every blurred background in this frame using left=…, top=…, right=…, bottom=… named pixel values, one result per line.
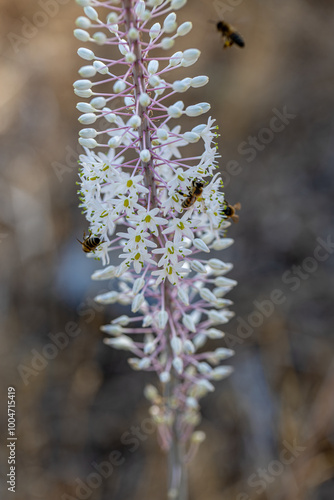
left=0, top=0, right=334, bottom=499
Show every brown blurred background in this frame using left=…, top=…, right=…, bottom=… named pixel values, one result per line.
left=1, top=0, right=334, bottom=499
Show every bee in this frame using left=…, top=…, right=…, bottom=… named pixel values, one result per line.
left=221, top=202, right=241, bottom=223
left=177, top=179, right=205, bottom=209
left=216, top=20, right=245, bottom=49
left=77, top=232, right=102, bottom=253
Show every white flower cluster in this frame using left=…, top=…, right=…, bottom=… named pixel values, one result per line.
left=74, top=0, right=236, bottom=447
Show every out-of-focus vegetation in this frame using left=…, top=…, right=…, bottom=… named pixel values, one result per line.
left=0, top=0, right=333, bottom=499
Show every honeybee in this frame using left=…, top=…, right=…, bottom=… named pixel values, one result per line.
left=216, top=20, right=245, bottom=49
left=177, top=179, right=205, bottom=209
left=221, top=202, right=241, bottom=223
left=77, top=232, right=102, bottom=253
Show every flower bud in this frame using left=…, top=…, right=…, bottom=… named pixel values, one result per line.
left=84, top=6, right=99, bottom=21
left=104, top=336, right=136, bottom=351
left=148, top=75, right=161, bottom=87
left=131, top=293, right=145, bottom=313
left=177, top=22, right=192, bottom=36
left=181, top=48, right=200, bottom=66
left=139, top=93, right=151, bottom=107
left=205, top=328, right=225, bottom=339
left=108, top=136, right=122, bottom=148
left=74, top=89, right=93, bottom=98
left=158, top=310, right=169, bottom=329
left=212, top=238, right=234, bottom=250
left=193, top=238, right=210, bottom=252
left=73, top=79, right=92, bottom=90
left=214, top=277, right=237, bottom=287
left=91, top=265, right=116, bottom=280
left=95, top=291, right=119, bottom=304
left=172, top=78, right=192, bottom=92
left=177, top=287, right=189, bottom=306
left=199, top=288, right=217, bottom=304
left=140, top=149, right=151, bottom=162
left=113, top=80, right=126, bottom=93
left=77, top=102, right=94, bottom=113
left=125, top=52, right=136, bottom=63
left=93, top=60, right=109, bottom=74
left=107, top=12, right=119, bottom=24
left=100, top=324, right=123, bottom=336
left=183, top=340, right=195, bottom=354
left=78, top=113, right=97, bottom=124
left=171, top=0, right=187, bottom=8
left=169, top=51, right=183, bottom=66
left=112, top=315, right=130, bottom=326
left=90, top=96, right=106, bottom=109
left=182, top=314, right=196, bottom=333
left=77, top=47, right=95, bottom=60
left=173, top=357, right=183, bottom=374
left=210, top=366, right=234, bottom=380
left=79, top=138, right=98, bottom=148
left=190, top=260, right=206, bottom=273
left=78, top=65, right=96, bottom=77
left=185, top=103, right=210, bottom=117
left=171, top=337, right=183, bottom=355
left=157, top=128, right=169, bottom=141
left=159, top=371, right=171, bottom=383
left=93, top=32, right=107, bottom=45
left=191, top=75, right=209, bottom=88
left=76, top=0, right=91, bottom=7
left=191, top=431, right=206, bottom=443
left=149, top=22, right=161, bottom=40
left=168, top=104, right=183, bottom=118
left=74, top=29, right=90, bottom=42
left=161, top=37, right=175, bottom=50
left=148, top=60, right=159, bottom=74
left=75, top=16, right=91, bottom=29
left=128, top=27, right=139, bottom=40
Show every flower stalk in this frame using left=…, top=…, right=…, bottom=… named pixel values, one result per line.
left=74, top=0, right=237, bottom=497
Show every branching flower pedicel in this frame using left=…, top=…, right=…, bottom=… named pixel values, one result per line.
left=74, top=0, right=236, bottom=452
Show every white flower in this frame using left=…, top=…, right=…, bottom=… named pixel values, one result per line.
left=130, top=208, right=167, bottom=236
left=151, top=260, right=189, bottom=286
left=162, top=212, right=195, bottom=243
left=152, top=240, right=192, bottom=268
left=75, top=0, right=237, bottom=451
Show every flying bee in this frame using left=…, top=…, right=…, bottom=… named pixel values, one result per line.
left=216, top=20, right=245, bottom=49
left=221, top=201, right=241, bottom=223
left=77, top=232, right=102, bottom=253
left=177, top=178, right=205, bottom=209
